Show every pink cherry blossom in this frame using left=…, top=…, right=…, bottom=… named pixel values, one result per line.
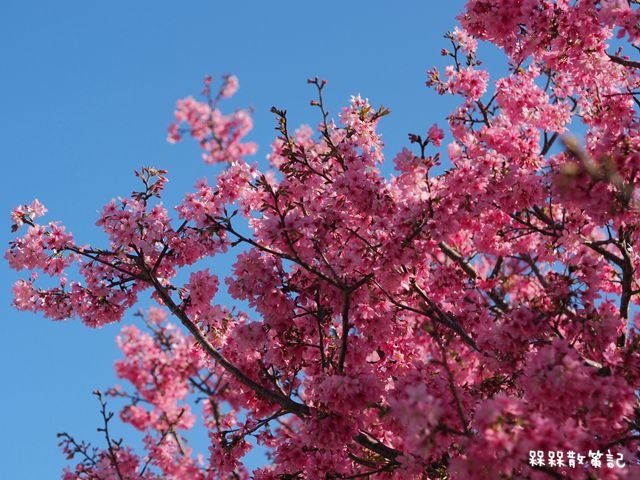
left=7, top=2, right=640, bottom=478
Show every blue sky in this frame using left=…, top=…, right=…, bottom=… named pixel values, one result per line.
left=0, top=1, right=502, bottom=477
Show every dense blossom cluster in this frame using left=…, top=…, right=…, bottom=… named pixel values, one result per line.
left=7, top=1, right=640, bottom=478
left=168, top=74, right=255, bottom=165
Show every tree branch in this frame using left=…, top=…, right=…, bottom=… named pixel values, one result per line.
left=338, top=290, right=352, bottom=374
left=135, top=254, right=310, bottom=418
left=608, top=53, right=640, bottom=69
left=353, top=431, right=401, bottom=463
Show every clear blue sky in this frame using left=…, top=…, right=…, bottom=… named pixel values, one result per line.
left=0, top=1, right=501, bottom=477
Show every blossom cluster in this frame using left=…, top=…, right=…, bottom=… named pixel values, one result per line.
left=7, top=2, right=640, bottom=479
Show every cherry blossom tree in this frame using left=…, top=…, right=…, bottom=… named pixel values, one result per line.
left=6, top=1, right=640, bottom=478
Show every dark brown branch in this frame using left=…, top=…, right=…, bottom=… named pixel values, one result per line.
left=151, top=220, right=188, bottom=274
left=617, top=236, right=635, bottom=319
left=433, top=338, right=471, bottom=436
left=608, top=53, right=640, bottom=69
left=411, top=281, right=481, bottom=352
left=219, top=217, right=341, bottom=288
left=338, top=290, right=352, bottom=374
left=372, top=279, right=479, bottom=351
left=439, top=242, right=477, bottom=280
left=139, top=409, right=187, bottom=476
left=135, top=254, right=310, bottom=418
left=584, top=240, right=623, bottom=267
left=541, top=131, right=559, bottom=156
left=66, top=246, right=144, bottom=281
left=95, top=390, right=124, bottom=480
left=353, top=431, right=401, bottom=463
left=439, top=242, right=508, bottom=312
left=315, top=291, right=327, bottom=372
left=56, top=432, right=98, bottom=469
